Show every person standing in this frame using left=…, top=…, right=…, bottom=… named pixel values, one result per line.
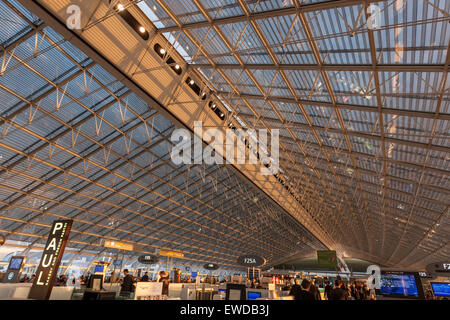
left=141, top=272, right=149, bottom=282
left=330, top=279, right=348, bottom=300
left=289, top=278, right=303, bottom=300
left=350, top=282, right=360, bottom=300
left=59, top=275, right=67, bottom=286
left=358, top=282, right=368, bottom=300
left=159, top=271, right=170, bottom=296
left=299, top=279, right=316, bottom=300
left=120, top=269, right=135, bottom=296
left=309, top=279, right=321, bottom=300
left=324, top=281, right=333, bottom=300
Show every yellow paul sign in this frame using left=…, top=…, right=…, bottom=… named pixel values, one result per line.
left=104, top=240, right=134, bottom=251
left=159, top=250, right=184, bottom=259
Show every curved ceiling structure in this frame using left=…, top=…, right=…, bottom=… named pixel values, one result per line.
left=0, top=0, right=448, bottom=271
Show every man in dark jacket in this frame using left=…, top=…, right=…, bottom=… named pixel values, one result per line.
left=289, top=279, right=303, bottom=300
left=120, top=269, right=135, bottom=295
left=310, top=279, right=321, bottom=300
left=299, top=279, right=316, bottom=300
left=141, top=272, right=149, bottom=282
left=350, top=283, right=360, bottom=300
left=159, top=271, right=170, bottom=296
left=324, top=281, right=333, bottom=300
left=358, top=282, right=368, bottom=300
left=330, top=279, right=348, bottom=300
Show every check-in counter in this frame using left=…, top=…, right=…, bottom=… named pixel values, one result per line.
left=168, top=283, right=183, bottom=299
left=0, top=283, right=32, bottom=300
left=0, top=283, right=74, bottom=300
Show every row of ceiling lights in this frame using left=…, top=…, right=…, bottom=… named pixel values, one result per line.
left=152, top=42, right=314, bottom=230
left=115, top=2, right=330, bottom=245
left=115, top=2, right=149, bottom=40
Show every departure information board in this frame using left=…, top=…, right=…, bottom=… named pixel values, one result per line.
left=380, top=272, right=420, bottom=297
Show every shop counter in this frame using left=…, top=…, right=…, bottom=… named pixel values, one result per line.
left=82, top=289, right=117, bottom=300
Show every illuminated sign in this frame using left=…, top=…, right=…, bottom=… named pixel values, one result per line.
left=203, top=263, right=219, bottom=270
left=317, top=250, right=338, bottom=268
left=104, top=240, right=134, bottom=251
left=28, top=220, right=72, bottom=300
left=237, top=255, right=265, bottom=267
left=138, top=255, right=159, bottom=264
left=159, top=250, right=184, bottom=259
left=427, top=262, right=450, bottom=275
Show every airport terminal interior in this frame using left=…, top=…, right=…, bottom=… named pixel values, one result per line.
left=0, top=0, right=448, bottom=302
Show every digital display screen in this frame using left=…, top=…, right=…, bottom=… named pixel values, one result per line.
left=247, top=291, right=261, bottom=300
left=219, top=289, right=226, bottom=293
left=380, top=273, right=419, bottom=297
left=9, top=257, right=24, bottom=270
left=94, top=265, right=104, bottom=273
left=191, top=272, right=197, bottom=278
left=431, top=283, right=450, bottom=297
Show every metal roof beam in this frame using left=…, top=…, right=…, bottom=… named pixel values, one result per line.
left=157, top=0, right=386, bottom=33
left=219, top=92, right=450, bottom=120
left=192, top=63, right=444, bottom=73
left=238, top=113, right=450, bottom=153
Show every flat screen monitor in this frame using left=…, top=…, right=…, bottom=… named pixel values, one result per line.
left=8, top=257, right=24, bottom=270
left=247, top=291, right=262, bottom=300
left=191, top=272, right=197, bottom=278
left=94, top=265, right=104, bottom=273
left=226, top=284, right=246, bottom=300
left=380, top=272, right=423, bottom=299
left=87, top=274, right=104, bottom=290
left=431, top=282, right=450, bottom=297
left=219, top=289, right=226, bottom=293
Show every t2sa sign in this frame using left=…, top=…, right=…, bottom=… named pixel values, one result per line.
left=237, top=255, right=265, bottom=267
left=28, top=220, right=73, bottom=300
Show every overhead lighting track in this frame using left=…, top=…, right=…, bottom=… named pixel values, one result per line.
left=112, top=1, right=149, bottom=40
left=153, top=43, right=182, bottom=75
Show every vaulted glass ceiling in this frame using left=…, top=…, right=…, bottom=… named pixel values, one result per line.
left=138, top=0, right=449, bottom=269
left=0, top=0, right=326, bottom=271
left=0, top=0, right=448, bottom=271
